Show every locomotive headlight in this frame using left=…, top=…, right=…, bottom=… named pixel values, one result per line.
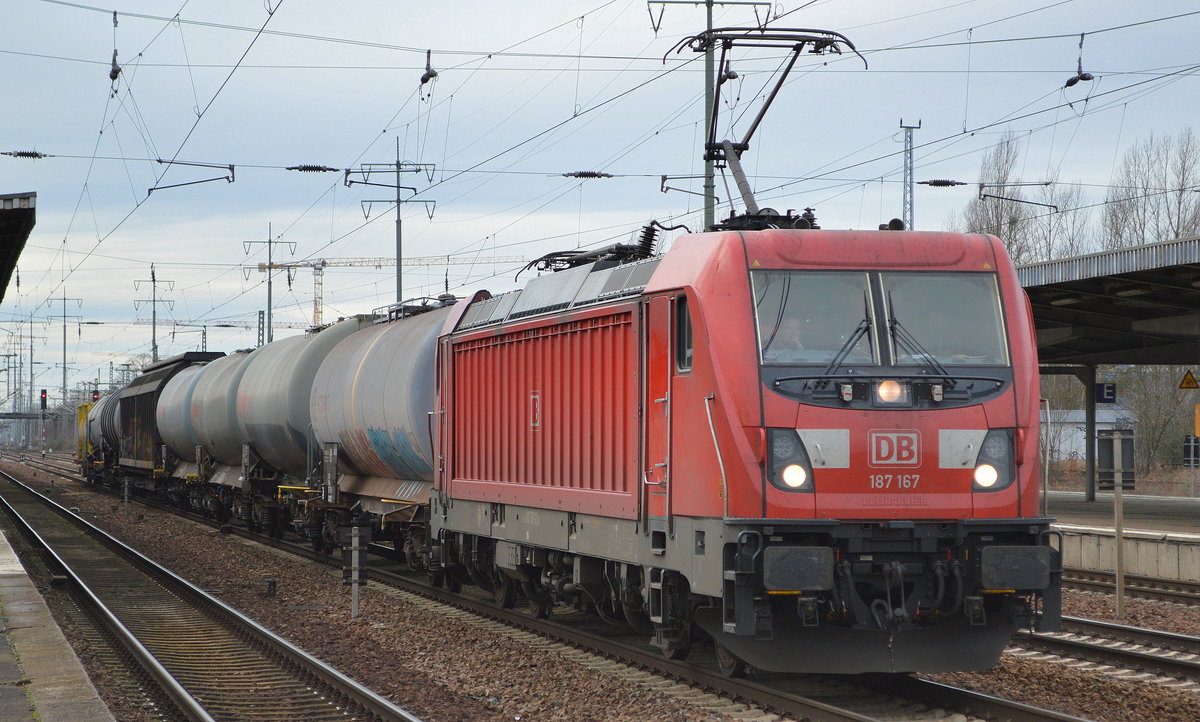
left=973, top=429, right=1015, bottom=492
left=781, top=463, right=808, bottom=488
left=767, top=428, right=815, bottom=493
left=874, top=379, right=911, bottom=407
left=973, top=463, right=999, bottom=487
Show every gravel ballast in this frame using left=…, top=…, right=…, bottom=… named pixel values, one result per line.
left=6, top=460, right=1200, bottom=721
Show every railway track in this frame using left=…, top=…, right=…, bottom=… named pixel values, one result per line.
left=8, top=455, right=1088, bottom=721
left=1063, top=568, right=1200, bottom=606
left=1014, top=616, right=1200, bottom=688
left=0, top=469, right=421, bottom=722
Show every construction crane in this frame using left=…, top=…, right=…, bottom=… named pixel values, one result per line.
left=256, top=254, right=527, bottom=326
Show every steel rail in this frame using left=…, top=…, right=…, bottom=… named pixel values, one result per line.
left=1064, top=568, right=1200, bottom=606
left=0, top=474, right=216, bottom=722
left=1059, top=615, right=1200, bottom=654
left=1016, top=615, right=1200, bottom=681
left=15, top=457, right=1096, bottom=721
left=0, top=470, right=424, bottom=722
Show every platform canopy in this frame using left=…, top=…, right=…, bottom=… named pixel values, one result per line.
left=0, top=192, right=35, bottom=305
left=1018, top=237, right=1200, bottom=365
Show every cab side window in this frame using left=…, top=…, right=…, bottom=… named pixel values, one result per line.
left=675, top=295, right=693, bottom=372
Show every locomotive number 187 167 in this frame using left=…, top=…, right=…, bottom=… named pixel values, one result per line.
left=868, top=474, right=920, bottom=489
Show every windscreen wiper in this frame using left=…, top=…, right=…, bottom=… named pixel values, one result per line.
left=888, top=314, right=954, bottom=384
left=820, top=317, right=871, bottom=378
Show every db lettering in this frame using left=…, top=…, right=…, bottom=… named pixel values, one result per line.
left=869, top=430, right=920, bottom=467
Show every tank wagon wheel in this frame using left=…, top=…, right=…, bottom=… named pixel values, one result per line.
left=714, top=642, right=747, bottom=678
left=492, top=570, right=517, bottom=609
left=310, top=533, right=327, bottom=554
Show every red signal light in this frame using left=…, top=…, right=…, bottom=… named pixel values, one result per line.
left=39, top=389, right=47, bottom=409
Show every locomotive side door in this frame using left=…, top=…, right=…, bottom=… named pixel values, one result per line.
left=642, top=293, right=673, bottom=542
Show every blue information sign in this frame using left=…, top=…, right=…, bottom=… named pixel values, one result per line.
left=1094, top=382, right=1116, bottom=404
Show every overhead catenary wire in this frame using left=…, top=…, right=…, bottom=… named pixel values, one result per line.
left=12, top=2, right=1200, bottom=390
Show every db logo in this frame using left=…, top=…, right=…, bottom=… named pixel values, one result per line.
left=869, top=430, right=920, bottom=467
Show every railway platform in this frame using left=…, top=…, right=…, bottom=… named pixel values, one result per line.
left=1046, top=490, right=1200, bottom=583
left=1047, top=489, right=1200, bottom=534
left=0, top=528, right=114, bottom=722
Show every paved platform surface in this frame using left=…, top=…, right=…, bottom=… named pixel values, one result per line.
left=0, top=529, right=114, bottom=722
left=1046, top=490, right=1200, bottom=536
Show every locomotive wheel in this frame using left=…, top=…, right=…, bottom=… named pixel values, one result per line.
left=714, top=642, right=747, bottom=678
left=622, top=596, right=653, bottom=636
left=446, top=573, right=462, bottom=594
left=493, top=571, right=517, bottom=609
left=658, top=628, right=691, bottom=661
left=594, top=596, right=625, bottom=626
left=522, top=582, right=552, bottom=619
left=428, top=570, right=445, bottom=588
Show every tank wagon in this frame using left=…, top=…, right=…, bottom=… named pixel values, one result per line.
left=82, top=352, right=222, bottom=485
left=83, top=221, right=1060, bottom=675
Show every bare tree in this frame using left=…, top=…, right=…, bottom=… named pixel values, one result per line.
left=955, top=132, right=1038, bottom=263
left=954, top=133, right=1093, bottom=262
left=1034, top=176, right=1092, bottom=258
left=1110, top=365, right=1195, bottom=475
left=1101, top=127, right=1200, bottom=248
left=1094, top=129, right=1200, bottom=481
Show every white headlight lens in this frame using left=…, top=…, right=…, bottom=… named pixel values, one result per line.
left=877, top=379, right=903, bottom=403
left=974, top=463, right=999, bottom=487
left=781, top=463, right=808, bottom=488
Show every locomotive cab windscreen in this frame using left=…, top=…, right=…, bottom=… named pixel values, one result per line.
left=753, top=270, right=1009, bottom=370
left=753, top=270, right=1014, bottom=413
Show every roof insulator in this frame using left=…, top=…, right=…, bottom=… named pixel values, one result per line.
left=562, top=171, right=613, bottom=179
left=287, top=164, right=340, bottom=172
left=3, top=151, right=48, bottom=159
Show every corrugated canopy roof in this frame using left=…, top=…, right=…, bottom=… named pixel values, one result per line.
left=0, top=192, right=35, bottom=304
left=1018, top=236, right=1200, bottom=365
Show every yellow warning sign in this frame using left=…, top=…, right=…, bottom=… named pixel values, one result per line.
left=1181, top=370, right=1200, bottom=390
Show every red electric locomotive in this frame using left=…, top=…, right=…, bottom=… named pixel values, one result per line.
left=431, top=221, right=1061, bottom=675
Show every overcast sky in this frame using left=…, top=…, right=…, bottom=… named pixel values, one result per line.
left=3, top=0, right=1197, bottom=402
